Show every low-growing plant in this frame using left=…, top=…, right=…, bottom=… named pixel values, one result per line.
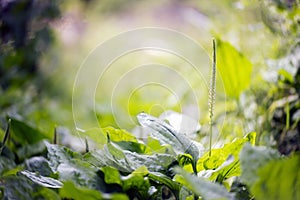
left=1, top=40, right=299, bottom=200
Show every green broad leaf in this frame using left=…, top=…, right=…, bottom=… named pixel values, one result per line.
left=148, top=171, right=180, bottom=192
left=33, top=187, right=61, bottom=200
left=81, top=127, right=107, bottom=149
left=123, top=150, right=175, bottom=172
left=137, top=113, right=200, bottom=166
left=198, top=155, right=235, bottom=181
left=56, top=159, right=101, bottom=188
left=177, top=153, right=194, bottom=173
left=101, top=166, right=122, bottom=185
left=216, top=38, right=253, bottom=99
left=103, top=127, right=137, bottom=142
left=1, top=165, right=23, bottom=176
left=251, top=155, right=300, bottom=200
left=106, top=139, right=175, bottom=172
left=107, top=141, right=127, bottom=160
left=19, top=170, right=63, bottom=188
left=121, top=168, right=151, bottom=199
left=85, top=140, right=175, bottom=173
left=0, top=156, right=16, bottom=175
left=59, top=181, right=102, bottom=199
left=178, top=153, right=193, bottom=166
left=239, top=143, right=281, bottom=187
left=114, top=141, right=151, bottom=154
left=16, top=140, right=47, bottom=161
left=45, top=141, right=82, bottom=171
left=84, top=149, right=132, bottom=173
left=278, top=69, right=294, bottom=83
left=45, top=142, right=102, bottom=189
left=0, top=175, right=36, bottom=200
left=25, top=156, right=53, bottom=176
left=10, top=118, right=49, bottom=144
left=175, top=168, right=234, bottom=200
left=146, top=136, right=170, bottom=154
left=197, top=132, right=256, bottom=182
left=179, top=186, right=194, bottom=200
left=131, top=166, right=149, bottom=176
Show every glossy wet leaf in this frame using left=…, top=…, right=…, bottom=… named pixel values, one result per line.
left=20, top=170, right=63, bottom=188
left=45, top=141, right=103, bottom=189
left=83, top=149, right=131, bottom=173
left=216, top=38, right=253, bottom=99
left=123, top=150, right=175, bottom=172
left=137, top=113, right=201, bottom=171
left=159, top=110, right=201, bottom=135
left=176, top=168, right=234, bottom=200
left=85, top=140, right=175, bottom=173
left=45, top=141, right=82, bottom=171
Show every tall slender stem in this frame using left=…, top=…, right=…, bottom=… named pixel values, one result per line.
left=209, top=39, right=216, bottom=157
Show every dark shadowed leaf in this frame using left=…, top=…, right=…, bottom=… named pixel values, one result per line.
left=0, top=175, right=41, bottom=200
left=16, top=140, right=47, bottom=161
left=45, top=141, right=104, bottom=190
left=25, top=156, right=53, bottom=176
left=0, top=156, right=16, bottom=175
left=10, top=118, right=49, bottom=144
left=59, top=181, right=129, bottom=200
left=121, top=167, right=150, bottom=199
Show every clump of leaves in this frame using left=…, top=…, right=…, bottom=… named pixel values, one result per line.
left=1, top=111, right=297, bottom=200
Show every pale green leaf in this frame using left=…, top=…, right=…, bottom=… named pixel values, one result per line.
left=197, top=132, right=256, bottom=182
left=252, top=155, right=300, bottom=200
left=216, top=39, right=252, bottom=99
left=175, top=168, right=234, bottom=200
left=239, top=143, right=281, bottom=186
left=101, top=166, right=122, bottom=185
left=103, top=127, right=137, bottom=142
